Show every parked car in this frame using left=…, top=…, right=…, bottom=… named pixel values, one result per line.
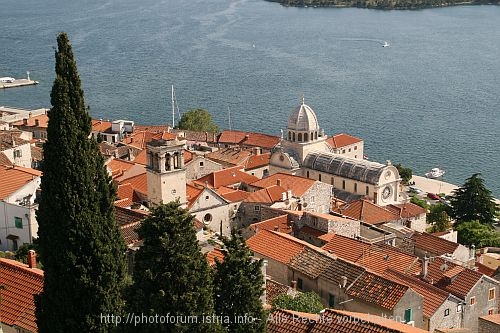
left=408, top=186, right=422, bottom=194
left=427, top=192, right=440, bottom=200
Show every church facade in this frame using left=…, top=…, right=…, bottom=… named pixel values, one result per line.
left=269, top=98, right=401, bottom=206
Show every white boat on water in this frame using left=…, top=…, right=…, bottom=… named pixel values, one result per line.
left=425, top=167, right=445, bottom=179
left=0, top=77, right=15, bottom=83
left=382, top=41, right=390, bottom=48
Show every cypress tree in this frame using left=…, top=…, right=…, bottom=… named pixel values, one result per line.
left=35, top=32, right=127, bottom=332
left=213, top=229, right=266, bottom=333
left=126, top=202, right=221, bottom=333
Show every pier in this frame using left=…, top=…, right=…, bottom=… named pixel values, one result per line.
left=1, top=79, right=39, bottom=89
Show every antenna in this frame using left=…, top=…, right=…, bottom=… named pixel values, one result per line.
left=171, top=85, right=175, bottom=127
left=228, top=107, right=232, bottom=131
left=27, top=71, right=30, bottom=80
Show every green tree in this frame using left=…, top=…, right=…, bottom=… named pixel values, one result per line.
left=14, top=240, right=41, bottom=267
left=410, top=195, right=429, bottom=210
left=448, top=173, right=499, bottom=227
left=395, top=163, right=412, bottom=185
left=427, top=203, right=451, bottom=233
left=455, top=220, right=500, bottom=248
left=271, top=291, right=324, bottom=314
left=213, top=229, right=266, bottom=333
left=177, top=108, right=219, bottom=132
left=126, top=202, right=220, bottom=333
left=35, top=32, right=127, bottom=333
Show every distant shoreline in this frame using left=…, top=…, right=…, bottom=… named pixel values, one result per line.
left=266, top=0, right=499, bottom=10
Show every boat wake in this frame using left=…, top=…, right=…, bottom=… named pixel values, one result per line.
left=339, top=38, right=389, bottom=46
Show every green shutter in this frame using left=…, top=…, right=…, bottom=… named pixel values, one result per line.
left=15, top=217, right=23, bottom=229
left=404, top=308, right=413, bottom=323
left=329, top=294, right=335, bottom=307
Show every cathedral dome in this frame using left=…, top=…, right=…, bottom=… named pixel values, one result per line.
left=287, top=99, right=320, bottom=132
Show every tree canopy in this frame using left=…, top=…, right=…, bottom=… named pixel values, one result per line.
left=427, top=203, right=451, bottom=233
left=35, top=32, right=127, bottom=333
left=213, top=230, right=266, bottom=333
left=271, top=291, right=324, bottom=314
left=395, top=163, right=412, bottom=185
left=447, top=173, right=499, bottom=227
left=455, top=220, right=500, bottom=248
left=177, top=108, right=219, bottom=132
left=126, top=202, right=220, bottom=333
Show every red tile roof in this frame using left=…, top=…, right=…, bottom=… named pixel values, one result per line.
left=475, top=261, right=496, bottom=277
left=118, top=173, right=148, bottom=196
left=244, top=185, right=286, bottom=204
left=267, top=309, right=429, bottom=333
left=132, top=149, right=147, bottom=165
left=346, top=271, right=410, bottom=310
left=186, top=184, right=204, bottom=208
left=207, top=248, right=226, bottom=267
left=326, top=133, right=362, bottom=148
left=0, top=258, right=44, bottom=333
left=245, top=152, right=271, bottom=170
left=205, top=147, right=252, bottom=167
left=121, top=131, right=176, bottom=149
left=12, top=113, right=49, bottom=128
left=386, top=202, right=426, bottom=218
left=0, top=151, right=13, bottom=166
left=91, top=119, right=112, bottom=133
left=134, top=124, right=171, bottom=132
left=107, top=158, right=136, bottom=178
left=251, top=173, right=316, bottom=197
left=194, top=166, right=259, bottom=189
left=249, top=215, right=293, bottom=234
left=247, top=230, right=310, bottom=264
left=217, top=188, right=250, bottom=202
left=335, top=199, right=400, bottom=225
left=385, top=269, right=449, bottom=318
left=0, top=165, right=41, bottom=200
left=322, top=234, right=421, bottom=275
left=426, top=257, right=483, bottom=299
left=480, top=313, right=500, bottom=325
left=218, top=130, right=280, bottom=149
left=411, top=232, right=460, bottom=256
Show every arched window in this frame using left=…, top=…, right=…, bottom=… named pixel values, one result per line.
left=304, top=133, right=308, bottom=141
left=293, top=132, right=296, bottom=142
left=298, top=133, right=302, bottom=142
left=288, top=131, right=291, bottom=140
left=315, top=132, right=318, bottom=139
left=306, top=171, right=310, bottom=178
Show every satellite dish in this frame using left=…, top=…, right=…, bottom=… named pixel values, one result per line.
left=303, top=202, right=308, bottom=208
left=440, top=263, right=448, bottom=272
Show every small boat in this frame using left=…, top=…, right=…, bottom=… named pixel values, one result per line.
left=425, top=167, right=445, bottom=179
left=382, top=41, right=390, bottom=48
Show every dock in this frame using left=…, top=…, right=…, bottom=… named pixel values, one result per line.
left=1, top=79, right=39, bottom=89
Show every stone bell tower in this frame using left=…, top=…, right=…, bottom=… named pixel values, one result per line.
left=146, top=138, right=187, bottom=206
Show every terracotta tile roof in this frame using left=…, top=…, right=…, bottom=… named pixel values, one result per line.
left=114, top=206, right=148, bottom=227
left=0, top=151, right=13, bottom=166
left=217, top=188, right=250, bottom=202
left=99, top=142, right=118, bottom=156
left=266, top=279, right=294, bottom=304
left=0, top=131, right=30, bottom=150
left=107, top=158, right=136, bottom=178
left=334, top=199, right=400, bottom=225
left=268, top=309, right=429, bottom=333
left=251, top=173, right=316, bottom=197
left=205, top=147, right=252, bottom=167
left=326, top=133, right=363, bottom=148
left=194, top=166, right=259, bottom=189
left=132, top=149, right=147, bottom=165
left=346, top=271, right=410, bottom=310
left=114, top=198, right=133, bottom=208
left=118, top=172, right=148, bottom=196
left=120, top=221, right=141, bottom=246
left=207, top=248, right=226, bottom=267
left=217, top=130, right=280, bottom=149
left=319, top=257, right=366, bottom=288
left=250, top=215, right=293, bottom=234
left=0, top=258, right=44, bottom=333
left=475, top=261, right=497, bottom=277
left=30, top=146, right=44, bottom=161
left=245, top=152, right=271, bottom=170
left=288, top=247, right=337, bottom=279
left=247, top=230, right=309, bottom=264
left=170, top=129, right=218, bottom=143
left=245, top=185, right=286, bottom=204
left=427, top=257, right=483, bottom=299
left=386, top=202, right=426, bottom=218
left=12, top=113, right=49, bottom=128
left=411, top=232, right=459, bottom=256
left=385, top=269, right=449, bottom=318
left=116, top=182, right=142, bottom=205
left=322, top=234, right=421, bottom=275
left=186, top=184, right=204, bottom=208
left=91, top=119, right=112, bottom=133
left=0, top=165, right=41, bottom=200
left=480, top=313, right=500, bottom=325
left=298, top=226, right=326, bottom=238
left=121, top=131, right=176, bottom=149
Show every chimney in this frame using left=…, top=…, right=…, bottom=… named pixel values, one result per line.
left=276, top=179, right=282, bottom=187
left=28, top=250, right=37, bottom=269
left=422, top=255, right=429, bottom=279
left=291, top=280, right=297, bottom=290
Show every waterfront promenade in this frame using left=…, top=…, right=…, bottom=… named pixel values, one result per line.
left=1, top=79, right=39, bottom=89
